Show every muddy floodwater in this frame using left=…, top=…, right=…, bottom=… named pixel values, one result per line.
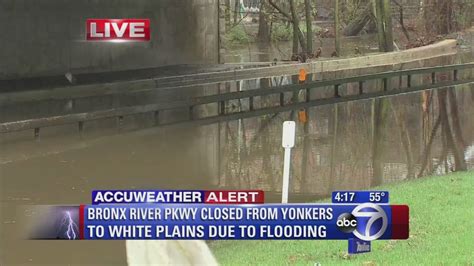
left=1, top=35, right=473, bottom=265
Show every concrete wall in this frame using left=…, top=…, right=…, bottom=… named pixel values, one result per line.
left=0, top=2, right=221, bottom=265
left=0, top=0, right=219, bottom=79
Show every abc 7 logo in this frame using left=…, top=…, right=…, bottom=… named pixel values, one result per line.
left=336, top=203, right=388, bottom=241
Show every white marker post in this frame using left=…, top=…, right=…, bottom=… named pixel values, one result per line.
left=281, top=121, right=296, bottom=203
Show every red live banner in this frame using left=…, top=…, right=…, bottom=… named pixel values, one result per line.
left=86, top=19, right=150, bottom=41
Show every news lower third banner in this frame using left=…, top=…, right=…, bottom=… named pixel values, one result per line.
left=26, top=190, right=409, bottom=241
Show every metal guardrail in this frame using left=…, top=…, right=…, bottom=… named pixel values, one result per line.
left=1, top=63, right=473, bottom=138
left=0, top=39, right=459, bottom=106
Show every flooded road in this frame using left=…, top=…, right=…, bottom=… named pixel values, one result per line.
left=0, top=34, right=473, bottom=265
left=0, top=124, right=220, bottom=265
left=1, top=85, right=472, bottom=264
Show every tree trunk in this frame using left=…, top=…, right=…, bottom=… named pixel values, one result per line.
left=438, top=89, right=467, bottom=171
left=393, top=0, right=410, bottom=41
left=292, top=18, right=299, bottom=56
left=372, top=0, right=394, bottom=181
left=447, top=88, right=466, bottom=149
left=375, top=0, right=385, bottom=51
left=371, top=97, right=390, bottom=186
left=391, top=101, right=414, bottom=179
left=304, top=0, right=313, bottom=54
left=418, top=115, right=442, bottom=177
left=269, top=0, right=307, bottom=55
left=234, top=0, right=240, bottom=25
left=289, top=0, right=307, bottom=55
left=329, top=104, right=339, bottom=192
left=257, top=0, right=271, bottom=43
left=343, top=3, right=373, bottom=36
left=424, top=0, right=455, bottom=35
left=374, top=0, right=394, bottom=52
left=225, top=0, right=232, bottom=30
left=366, top=18, right=377, bottom=33
left=383, top=0, right=394, bottom=48
left=300, top=74, right=312, bottom=193
left=334, top=0, right=341, bottom=56
left=422, top=90, right=433, bottom=173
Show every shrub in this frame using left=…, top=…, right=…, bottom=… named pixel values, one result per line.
left=225, top=25, right=251, bottom=45
left=272, top=23, right=292, bottom=42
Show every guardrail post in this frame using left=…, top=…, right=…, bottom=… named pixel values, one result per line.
left=359, top=81, right=364, bottom=95
left=407, top=75, right=412, bottom=88
left=249, top=97, right=254, bottom=111
left=34, top=128, right=40, bottom=140
left=280, top=93, right=285, bottom=106
left=117, top=116, right=124, bottom=129
left=383, top=78, right=388, bottom=91
left=189, top=106, right=194, bottom=120
left=78, top=121, right=84, bottom=137
left=219, top=101, right=225, bottom=115
left=334, top=84, right=340, bottom=98
left=454, top=69, right=458, bottom=81
left=154, top=111, right=160, bottom=126
left=431, top=72, right=436, bottom=84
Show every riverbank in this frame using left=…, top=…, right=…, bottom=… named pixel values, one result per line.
left=210, top=171, right=474, bottom=265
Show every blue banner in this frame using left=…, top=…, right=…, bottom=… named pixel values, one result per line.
left=332, top=191, right=389, bottom=204
left=81, top=204, right=398, bottom=240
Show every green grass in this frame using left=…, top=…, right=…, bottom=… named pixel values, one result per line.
left=211, top=172, right=474, bottom=266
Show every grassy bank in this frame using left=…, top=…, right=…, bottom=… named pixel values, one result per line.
left=211, top=172, right=474, bottom=265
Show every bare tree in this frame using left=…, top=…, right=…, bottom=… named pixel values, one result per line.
left=370, top=0, right=394, bottom=185
left=418, top=89, right=467, bottom=177
left=392, top=0, right=411, bottom=41
left=371, top=96, right=390, bottom=186
left=268, top=0, right=308, bottom=55
left=257, top=0, right=271, bottom=43
left=304, top=0, right=313, bottom=54
left=234, top=0, right=240, bottom=25
left=374, top=0, right=394, bottom=52
left=343, top=3, right=374, bottom=37
left=335, top=0, right=341, bottom=55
